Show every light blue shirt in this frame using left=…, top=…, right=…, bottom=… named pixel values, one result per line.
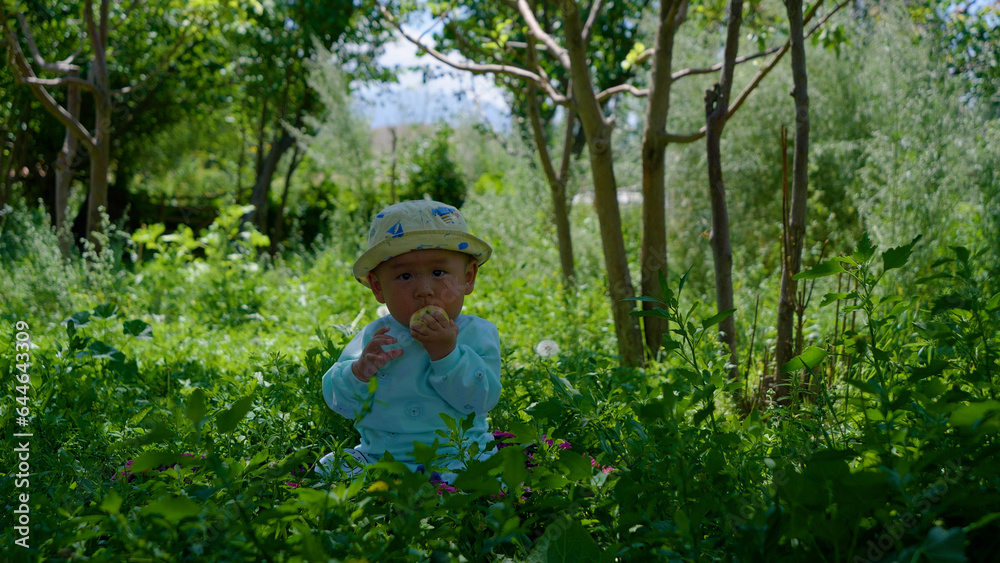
left=322, top=314, right=501, bottom=470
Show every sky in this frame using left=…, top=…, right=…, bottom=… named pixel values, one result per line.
left=351, top=16, right=511, bottom=130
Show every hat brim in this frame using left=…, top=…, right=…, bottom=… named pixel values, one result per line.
left=353, top=230, right=492, bottom=287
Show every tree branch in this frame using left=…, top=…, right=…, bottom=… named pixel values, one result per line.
left=596, top=83, right=647, bottom=102
left=2, top=12, right=97, bottom=149
left=22, top=75, right=100, bottom=93
left=516, top=0, right=570, bottom=68
left=582, top=0, right=605, bottom=44
left=662, top=0, right=847, bottom=143
left=15, top=13, right=79, bottom=73
left=672, top=45, right=781, bottom=81
left=377, top=1, right=568, bottom=104
left=99, top=0, right=110, bottom=48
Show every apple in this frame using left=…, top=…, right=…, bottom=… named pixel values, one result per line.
left=410, top=305, right=447, bottom=327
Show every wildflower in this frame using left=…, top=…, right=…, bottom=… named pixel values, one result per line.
left=534, top=339, right=560, bottom=357
left=590, top=456, right=615, bottom=473
left=254, top=371, right=272, bottom=388
left=286, top=481, right=301, bottom=489
left=436, top=482, right=458, bottom=494
left=367, top=480, right=390, bottom=493
left=542, top=434, right=572, bottom=450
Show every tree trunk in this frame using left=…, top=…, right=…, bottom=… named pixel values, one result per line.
left=85, top=100, right=111, bottom=243
left=55, top=70, right=81, bottom=256
left=247, top=131, right=294, bottom=233
left=774, top=0, right=811, bottom=402
left=271, top=144, right=301, bottom=255
left=561, top=0, right=643, bottom=367
left=640, top=0, right=686, bottom=357
left=526, top=78, right=575, bottom=289
left=84, top=30, right=112, bottom=245
left=389, top=127, right=398, bottom=203
left=704, top=0, right=743, bottom=382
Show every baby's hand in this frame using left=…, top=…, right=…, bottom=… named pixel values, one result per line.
left=410, top=308, right=458, bottom=361
left=352, top=326, right=403, bottom=382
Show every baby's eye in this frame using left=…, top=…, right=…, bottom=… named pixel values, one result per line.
left=432, top=270, right=446, bottom=277
left=398, top=273, right=412, bottom=281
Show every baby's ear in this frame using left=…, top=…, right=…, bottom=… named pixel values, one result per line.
left=368, top=273, right=387, bottom=303
left=464, top=259, right=479, bottom=295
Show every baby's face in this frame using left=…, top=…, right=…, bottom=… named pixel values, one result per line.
left=367, top=249, right=478, bottom=326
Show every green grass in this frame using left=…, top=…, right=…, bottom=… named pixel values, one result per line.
left=1, top=196, right=998, bottom=562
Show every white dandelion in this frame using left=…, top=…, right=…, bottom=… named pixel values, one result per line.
left=534, top=339, right=560, bottom=357
left=377, top=305, right=390, bottom=318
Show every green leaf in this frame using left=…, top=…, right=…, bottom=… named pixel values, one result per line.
left=131, top=450, right=186, bottom=472
left=781, top=346, right=828, bottom=373
left=124, top=421, right=174, bottom=447
left=793, top=259, right=846, bottom=281
left=559, top=449, right=593, bottom=481
left=917, top=527, right=967, bottom=563
left=820, top=291, right=856, bottom=307
left=100, top=490, right=123, bottom=515
left=123, top=319, right=153, bottom=340
left=909, top=359, right=950, bottom=381
left=848, top=377, right=883, bottom=396
left=526, top=515, right=604, bottom=563
left=986, top=292, right=1000, bottom=312
left=84, top=341, right=125, bottom=361
left=93, top=303, right=119, bottom=319
left=701, top=308, right=735, bottom=330
left=854, top=232, right=876, bottom=263
left=141, top=496, right=202, bottom=523
left=67, top=310, right=92, bottom=328
left=882, top=234, right=922, bottom=272
left=624, top=296, right=665, bottom=304
left=950, top=245, right=970, bottom=264
left=186, top=388, right=207, bottom=426
left=693, top=403, right=716, bottom=426
left=948, top=400, right=1000, bottom=428
left=216, top=396, right=254, bottom=434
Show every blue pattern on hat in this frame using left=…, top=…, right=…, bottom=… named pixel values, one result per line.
left=387, top=221, right=404, bottom=238
left=432, top=206, right=458, bottom=223
left=458, top=242, right=469, bottom=250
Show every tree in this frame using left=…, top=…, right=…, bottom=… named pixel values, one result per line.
left=237, top=0, right=385, bottom=237
left=377, top=0, right=848, bottom=367
left=404, top=125, right=467, bottom=208
left=772, top=0, right=812, bottom=402
left=704, top=0, right=743, bottom=381
left=430, top=0, right=653, bottom=290
left=1, top=0, right=221, bottom=245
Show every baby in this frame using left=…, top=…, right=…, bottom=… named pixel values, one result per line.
left=319, top=200, right=501, bottom=481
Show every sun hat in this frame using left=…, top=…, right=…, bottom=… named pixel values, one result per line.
left=353, top=200, right=492, bottom=286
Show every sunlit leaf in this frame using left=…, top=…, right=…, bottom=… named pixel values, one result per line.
left=793, top=260, right=845, bottom=280
left=701, top=308, right=735, bottom=330
left=781, top=346, right=827, bottom=373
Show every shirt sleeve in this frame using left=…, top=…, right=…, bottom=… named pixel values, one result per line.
left=427, top=318, right=502, bottom=415
left=321, top=327, right=374, bottom=419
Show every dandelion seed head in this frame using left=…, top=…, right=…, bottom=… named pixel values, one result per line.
left=534, top=339, right=559, bottom=357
